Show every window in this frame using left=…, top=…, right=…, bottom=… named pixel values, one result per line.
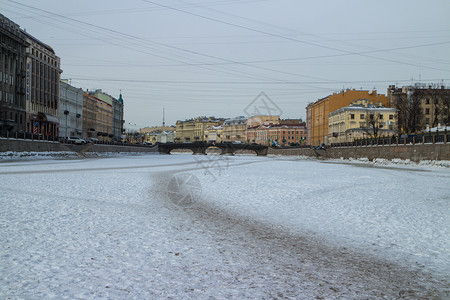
left=350, top=114, right=355, bottom=120
left=425, top=108, right=430, bottom=115
left=379, top=114, right=383, bottom=119
left=360, top=114, right=364, bottom=119
left=389, top=115, right=393, bottom=120
left=426, top=98, right=430, bottom=104
left=425, top=118, right=430, bottom=124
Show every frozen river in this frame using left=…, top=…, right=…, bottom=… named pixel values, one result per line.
left=0, top=154, right=449, bottom=299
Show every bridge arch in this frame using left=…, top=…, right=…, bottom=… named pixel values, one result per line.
left=157, top=143, right=268, bottom=156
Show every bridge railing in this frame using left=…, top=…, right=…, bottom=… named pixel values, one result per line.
left=330, top=133, right=448, bottom=148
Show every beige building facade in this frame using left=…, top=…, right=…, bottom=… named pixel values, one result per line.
left=24, top=31, right=62, bottom=138
left=175, top=116, right=225, bottom=142
left=82, top=93, right=113, bottom=141
left=89, top=89, right=124, bottom=141
left=139, top=126, right=174, bottom=134
left=222, top=116, right=247, bottom=143
left=306, top=89, right=388, bottom=146
left=204, top=125, right=223, bottom=143
left=247, top=120, right=307, bottom=146
left=328, top=99, right=398, bottom=144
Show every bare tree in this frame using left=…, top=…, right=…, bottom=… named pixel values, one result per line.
left=437, top=89, right=450, bottom=126
left=361, top=110, right=382, bottom=138
left=422, top=88, right=450, bottom=127
left=393, top=90, right=423, bottom=133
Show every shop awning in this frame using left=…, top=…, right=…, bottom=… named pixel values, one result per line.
left=37, top=112, right=59, bottom=124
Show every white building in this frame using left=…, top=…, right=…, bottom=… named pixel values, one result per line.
left=59, top=80, right=83, bottom=139
left=157, top=131, right=175, bottom=143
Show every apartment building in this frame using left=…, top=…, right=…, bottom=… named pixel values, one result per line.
left=23, top=30, right=62, bottom=138
left=204, top=125, right=223, bottom=143
left=247, top=119, right=306, bottom=146
left=388, top=84, right=450, bottom=133
left=328, top=99, right=398, bottom=144
left=306, top=89, right=388, bottom=146
left=88, top=89, right=124, bottom=141
left=82, top=93, right=113, bottom=141
left=59, top=80, right=83, bottom=139
left=221, top=116, right=247, bottom=143
left=175, top=116, right=225, bottom=142
left=0, top=14, right=28, bottom=136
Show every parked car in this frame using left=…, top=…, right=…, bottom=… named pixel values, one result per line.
left=88, top=137, right=99, bottom=143
left=67, top=136, right=86, bottom=144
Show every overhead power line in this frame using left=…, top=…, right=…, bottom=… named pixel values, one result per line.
left=142, top=0, right=450, bottom=73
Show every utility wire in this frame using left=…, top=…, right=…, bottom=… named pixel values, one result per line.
left=5, top=0, right=336, bottom=87
left=142, top=0, right=450, bottom=73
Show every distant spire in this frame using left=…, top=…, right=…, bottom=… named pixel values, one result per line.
left=118, top=90, right=124, bottom=104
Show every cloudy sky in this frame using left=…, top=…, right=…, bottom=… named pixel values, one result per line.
left=2, top=0, right=450, bottom=130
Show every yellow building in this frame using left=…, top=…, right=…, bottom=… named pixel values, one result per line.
left=328, top=99, right=398, bottom=144
left=204, top=125, right=223, bottom=143
left=306, top=89, right=388, bottom=146
left=139, top=126, right=174, bottom=134
left=222, top=116, right=247, bottom=143
left=175, top=116, right=225, bottom=142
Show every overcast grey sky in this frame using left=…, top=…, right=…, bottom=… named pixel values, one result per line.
left=2, top=0, right=450, bottom=130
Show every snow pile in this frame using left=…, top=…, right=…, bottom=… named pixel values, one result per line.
left=83, top=151, right=158, bottom=158
left=0, top=151, right=78, bottom=160
left=342, top=156, right=450, bottom=168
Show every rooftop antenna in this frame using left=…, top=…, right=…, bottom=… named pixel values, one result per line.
left=162, top=107, right=165, bottom=127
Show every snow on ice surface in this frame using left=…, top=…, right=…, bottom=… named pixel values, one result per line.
left=0, top=154, right=449, bottom=299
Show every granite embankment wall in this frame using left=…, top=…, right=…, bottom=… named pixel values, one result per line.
left=269, top=143, right=450, bottom=161
left=0, top=138, right=71, bottom=152
left=1, top=139, right=448, bottom=161
left=83, top=144, right=158, bottom=153
left=0, top=139, right=158, bottom=153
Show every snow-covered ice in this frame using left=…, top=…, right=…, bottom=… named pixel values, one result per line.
left=0, top=154, right=449, bottom=299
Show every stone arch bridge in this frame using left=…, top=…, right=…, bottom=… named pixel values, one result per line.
left=157, top=142, right=268, bottom=156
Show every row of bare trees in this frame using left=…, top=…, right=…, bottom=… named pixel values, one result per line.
left=391, top=87, right=450, bottom=133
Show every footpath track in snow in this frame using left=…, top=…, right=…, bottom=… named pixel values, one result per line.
left=0, top=154, right=449, bottom=299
